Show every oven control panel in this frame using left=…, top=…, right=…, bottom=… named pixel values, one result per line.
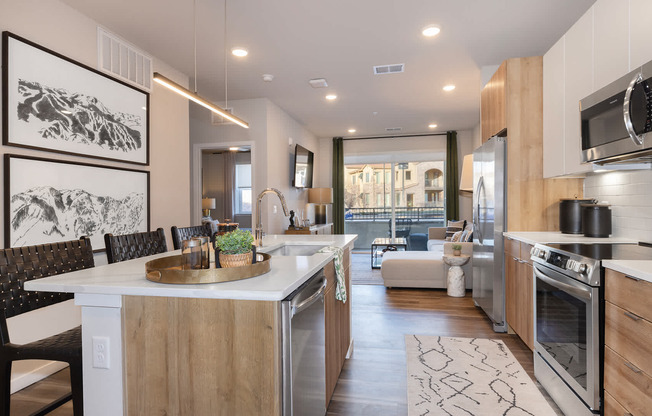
left=531, top=247, right=590, bottom=274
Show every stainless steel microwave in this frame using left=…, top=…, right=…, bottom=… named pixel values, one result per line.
left=580, top=60, right=652, bottom=164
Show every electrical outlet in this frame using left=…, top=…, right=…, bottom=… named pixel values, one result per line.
left=92, top=336, right=110, bottom=369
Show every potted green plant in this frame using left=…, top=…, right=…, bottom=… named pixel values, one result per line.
left=452, top=243, right=462, bottom=256
left=214, top=229, right=255, bottom=267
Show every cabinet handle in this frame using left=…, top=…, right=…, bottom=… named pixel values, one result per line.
left=624, top=361, right=642, bottom=374
left=513, top=257, right=518, bottom=261
left=624, top=274, right=642, bottom=282
left=624, top=311, right=643, bottom=321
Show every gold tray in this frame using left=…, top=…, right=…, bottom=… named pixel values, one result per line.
left=145, top=253, right=271, bottom=284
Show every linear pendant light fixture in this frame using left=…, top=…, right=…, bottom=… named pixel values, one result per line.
left=152, top=0, right=248, bottom=129
left=153, top=73, right=248, bottom=128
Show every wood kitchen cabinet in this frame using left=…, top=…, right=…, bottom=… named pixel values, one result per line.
left=482, top=56, right=584, bottom=231
left=324, top=247, right=351, bottom=404
left=504, top=237, right=534, bottom=350
left=604, top=268, right=652, bottom=416
left=481, top=61, right=506, bottom=142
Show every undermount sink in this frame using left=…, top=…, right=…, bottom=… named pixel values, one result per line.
left=263, top=244, right=328, bottom=257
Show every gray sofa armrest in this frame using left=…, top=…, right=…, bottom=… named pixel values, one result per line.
left=428, top=227, right=447, bottom=240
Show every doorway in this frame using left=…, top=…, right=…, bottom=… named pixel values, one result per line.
left=191, top=142, right=255, bottom=228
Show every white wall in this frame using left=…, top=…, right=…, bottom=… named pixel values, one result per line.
left=584, top=170, right=652, bottom=242
left=190, top=98, right=317, bottom=234
left=0, top=0, right=190, bottom=390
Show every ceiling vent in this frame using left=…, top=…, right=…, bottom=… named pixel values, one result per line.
left=97, top=27, right=152, bottom=91
left=308, top=78, right=328, bottom=88
left=373, top=64, right=405, bottom=75
left=385, top=127, right=402, bottom=132
left=211, top=108, right=235, bottom=125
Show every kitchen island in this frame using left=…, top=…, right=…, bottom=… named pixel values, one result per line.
left=25, top=234, right=356, bottom=416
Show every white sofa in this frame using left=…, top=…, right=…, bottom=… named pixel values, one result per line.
left=380, top=227, right=473, bottom=289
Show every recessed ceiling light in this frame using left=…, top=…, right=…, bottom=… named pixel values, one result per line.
left=443, top=85, right=456, bottom=92
left=428, top=124, right=437, bottom=128
left=325, top=94, right=337, bottom=101
left=229, top=147, right=240, bottom=151
left=231, top=47, right=248, bottom=57
left=422, top=25, right=441, bottom=37
left=348, top=129, right=356, bottom=133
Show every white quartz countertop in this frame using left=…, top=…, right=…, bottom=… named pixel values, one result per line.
left=24, top=234, right=357, bottom=301
left=603, top=260, right=652, bottom=284
left=503, top=231, right=636, bottom=246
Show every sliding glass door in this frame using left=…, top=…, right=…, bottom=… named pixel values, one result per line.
left=343, top=160, right=446, bottom=251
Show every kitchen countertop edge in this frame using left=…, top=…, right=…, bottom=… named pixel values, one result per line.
left=503, top=231, right=636, bottom=246
left=603, top=260, right=652, bottom=284
left=25, top=234, right=358, bottom=302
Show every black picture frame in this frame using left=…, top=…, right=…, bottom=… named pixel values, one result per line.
left=2, top=31, right=150, bottom=165
left=4, top=154, right=150, bottom=252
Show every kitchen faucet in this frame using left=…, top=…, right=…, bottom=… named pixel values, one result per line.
left=255, top=188, right=289, bottom=246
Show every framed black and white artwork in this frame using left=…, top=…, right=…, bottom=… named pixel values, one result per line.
left=4, top=154, right=150, bottom=251
left=2, top=32, right=149, bottom=165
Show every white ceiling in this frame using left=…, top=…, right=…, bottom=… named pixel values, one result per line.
left=62, top=0, right=596, bottom=138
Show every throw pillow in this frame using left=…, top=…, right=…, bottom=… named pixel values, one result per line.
left=462, top=224, right=474, bottom=242
left=451, top=231, right=464, bottom=242
left=445, top=219, right=466, bottom=240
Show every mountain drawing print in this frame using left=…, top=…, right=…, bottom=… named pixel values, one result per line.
left=16, top=79, right=142, bottom=153
left=10, top=186, right=145, bottom=246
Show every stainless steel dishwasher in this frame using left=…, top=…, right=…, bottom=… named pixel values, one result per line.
left=282, top=270, right=327, bottom=416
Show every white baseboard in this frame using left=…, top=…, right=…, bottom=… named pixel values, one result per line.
left=11, top=361, right=69, bottom=393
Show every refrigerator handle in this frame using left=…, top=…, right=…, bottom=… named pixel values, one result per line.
left=474, top=176, right=484, bottom=244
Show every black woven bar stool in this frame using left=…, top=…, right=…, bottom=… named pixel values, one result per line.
left=104, top=228, right=167, bottom=264
left=0, top=237, right=94, bottom=416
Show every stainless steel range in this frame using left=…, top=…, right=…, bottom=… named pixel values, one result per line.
left=531, top=242, right=652, bottom=416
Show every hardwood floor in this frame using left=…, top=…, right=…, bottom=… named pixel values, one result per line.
left=9, top=285, right=560, bottom=416
left=327, top=285, right=561, bottom=415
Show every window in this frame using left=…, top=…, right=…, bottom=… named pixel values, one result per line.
left=407, top=193, right=414, bottom=207
left=395, top=192, right=401, bottom=206
left=405, top=170, right=412, bottom=180
left=376, top=194, right=382, bottom=207
left=364, top=193, right=371, bottom=206
left=365, top=172, right=370, bottom=183
left=375, top=172, right=381, bottom=183
left=235, top=164, right=252, bottom=214
left=352, top=175, right=356, bottom=185
left=385, top=193, right=391, bottom=207
left=385, top=171, right=390, bottom=184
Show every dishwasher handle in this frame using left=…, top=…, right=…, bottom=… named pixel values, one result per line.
left=291, top=277, right=327, bottom=317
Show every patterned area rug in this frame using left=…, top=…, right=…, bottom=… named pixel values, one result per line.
left=406, top=335, right=557, bottom=416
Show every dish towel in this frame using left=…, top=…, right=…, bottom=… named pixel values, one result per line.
left=318, top=246, right=347, bottom=303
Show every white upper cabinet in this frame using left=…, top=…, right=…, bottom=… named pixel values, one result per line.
left=543, top=37, right=565, bottom=178
left=594, top=0, right=629, bottom=90
left=542, top=0, right=650, bottom=178
left=563, top=8, right=594, bottom=177
left=630, top=0, right=652, bottom=69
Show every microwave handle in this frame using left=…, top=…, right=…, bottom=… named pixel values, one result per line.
left=623, top=72, right=644, bottom=146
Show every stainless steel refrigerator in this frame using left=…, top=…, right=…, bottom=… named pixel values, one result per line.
left=472, top=137, right=507, bottom=332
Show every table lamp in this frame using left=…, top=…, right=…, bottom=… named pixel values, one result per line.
left=308, top=188, right=333, bottom=224
left=459, top=154, right=473, bottom=193
left=202, top=198, right=216, bottom=217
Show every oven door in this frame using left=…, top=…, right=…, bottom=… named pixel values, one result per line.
left=533, top=263, right=600, bottom=411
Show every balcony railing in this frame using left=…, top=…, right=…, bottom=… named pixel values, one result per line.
left=424, top=179, right=443, bottom=188
left=344, top=206, right=445, bottom=222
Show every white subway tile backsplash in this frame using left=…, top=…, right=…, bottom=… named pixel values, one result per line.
left=585, top=170, right=652, bottom=241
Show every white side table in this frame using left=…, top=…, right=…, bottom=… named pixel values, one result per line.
left=443, top=254, right=470, bottom=297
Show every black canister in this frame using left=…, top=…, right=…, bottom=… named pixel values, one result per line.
left=581, top=204, right=612, bottom=238
left=559, top=198, right=596, bottom=234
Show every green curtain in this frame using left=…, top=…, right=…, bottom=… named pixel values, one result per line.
left=445, top=131, right=459, bottom=221
left=332, top=137, right=345, bottom=234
